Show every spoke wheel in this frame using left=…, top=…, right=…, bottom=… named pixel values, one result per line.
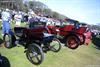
left=50, top=38, right=61, bottom=52
left=66, top=35, right=79, bottom=49
left=26, top=43, right=44, bottom=65
left=3, top=34, right=12, bottom=48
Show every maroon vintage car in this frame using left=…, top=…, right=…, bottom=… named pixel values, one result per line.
left=3, top=21, right=61, bottom=65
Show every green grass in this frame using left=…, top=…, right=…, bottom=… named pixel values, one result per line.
left=0, top=22, right=100, bottom=67
left=0, top=43, right=100, bottom=67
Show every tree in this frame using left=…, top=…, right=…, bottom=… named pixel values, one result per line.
left=43, top=8, right=53, bottom=17
left=28, top=1, right=48, bottom=12
left=52, top=11, right=59, bottom=19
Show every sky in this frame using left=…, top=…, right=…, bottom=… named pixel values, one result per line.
left=24, top=0, right=100, bottom=25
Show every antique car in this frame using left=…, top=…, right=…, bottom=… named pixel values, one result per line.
left=3, top=19, right=61, bottom=65
left=47, top=19, right=80, bottom=49
left=47, top=19, right=88, bottom=49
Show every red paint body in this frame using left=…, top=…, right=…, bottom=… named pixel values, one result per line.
left=47, top=24, right=89, bottom=45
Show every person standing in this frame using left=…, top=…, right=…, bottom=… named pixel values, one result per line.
left=14, top=11, right=22, bottom=27
left=1, top=9, right=11, bottom=36
left=28, top=9, right=36, bottom=22
left=84, top=29, right=92, bottom=45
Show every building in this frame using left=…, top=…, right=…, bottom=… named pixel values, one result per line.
left=0, top=0, right=16, bottom=9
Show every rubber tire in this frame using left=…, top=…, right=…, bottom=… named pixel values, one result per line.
left=50, top=38, right=61, bottom=52
left=0, top=55, right=10, bottom=67
left=65, top=35, right=80, bottom=49
left=26, top=43, right=44, bottom=65
left=3, top=34, right=16, bottom=48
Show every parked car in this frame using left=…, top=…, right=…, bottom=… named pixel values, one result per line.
left=47, top=19, right=80, bottom=49
left=3, top=19, right=61, bottom=65
left=47, top=19, right=88, bottom=49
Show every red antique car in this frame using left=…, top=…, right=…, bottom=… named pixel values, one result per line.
left=47, top=19, right=88, bottom=49
left=47, top=20, right=80, bottom=49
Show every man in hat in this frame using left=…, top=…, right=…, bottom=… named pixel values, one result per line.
left=1, top=8, right=11, bottom=36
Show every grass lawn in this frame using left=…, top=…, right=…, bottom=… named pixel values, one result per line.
left=0, top=22, right=100, bottom=67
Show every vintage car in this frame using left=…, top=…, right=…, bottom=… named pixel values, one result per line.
left=3, top=19, right=61, bottom=65
left=47, top=19, right=88, bottom=49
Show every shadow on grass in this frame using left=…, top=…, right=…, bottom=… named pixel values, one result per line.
left=92, top=36, right=100, bottom=50
left=0, top=38, right=3, bottom=46
left=0, top=54, right=11, bottom=67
